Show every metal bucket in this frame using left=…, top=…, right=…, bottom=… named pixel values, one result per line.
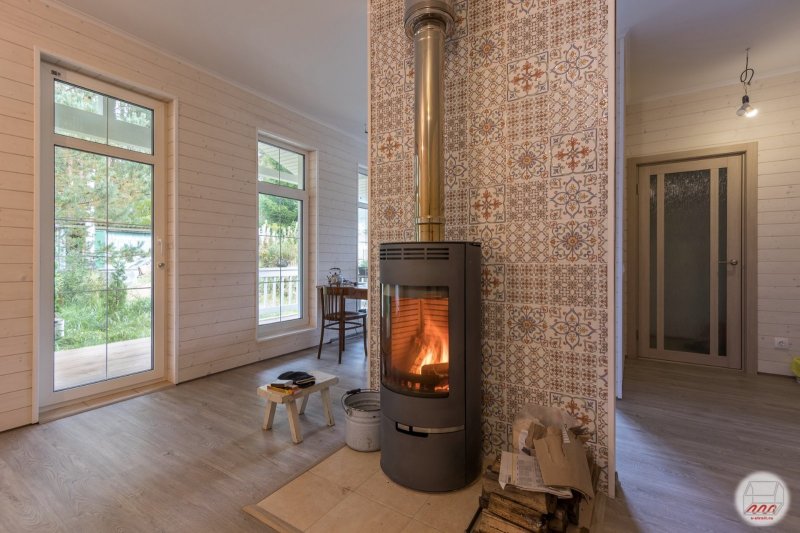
left=342, top=389, right=380, bottom=452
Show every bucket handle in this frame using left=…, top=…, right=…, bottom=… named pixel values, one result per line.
left=341, top=388, right=379, bottom=416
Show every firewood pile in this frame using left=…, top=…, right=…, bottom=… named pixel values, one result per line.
left=468, top=426, right=601, bottom=533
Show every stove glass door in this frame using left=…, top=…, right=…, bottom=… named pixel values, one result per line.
left=381, top=284, right=449, bottom=397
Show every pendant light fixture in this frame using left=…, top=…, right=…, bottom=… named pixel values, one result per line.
left=736, top=48, right=758, bottom=117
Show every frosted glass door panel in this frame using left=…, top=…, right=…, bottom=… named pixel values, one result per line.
left=663, top=170, right=711, bottom=354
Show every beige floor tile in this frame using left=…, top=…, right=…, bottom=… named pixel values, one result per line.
left=400, top=519, right=442, bottom=533
left=356, top=469, right=430, bottom=517
left=307, top=491, right=411, bottom=533
left=256, top=472, right=350, bottom=531
left=309, top=447, right=381, bottom=490
left=413, top=479, right=482, bottom=533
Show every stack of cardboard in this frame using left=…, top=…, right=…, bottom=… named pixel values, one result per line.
left=469, top=424, right=601, bottom=533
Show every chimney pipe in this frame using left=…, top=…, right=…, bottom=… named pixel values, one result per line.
left=404, top=0, right=454, bottom=242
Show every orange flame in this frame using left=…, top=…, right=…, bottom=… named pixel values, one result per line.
left=409, top=319, right=449, bottom=376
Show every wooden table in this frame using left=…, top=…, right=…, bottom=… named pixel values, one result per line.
left=257, top=371, right=339, bottom=444
left=315, top=284, right=368, bottom=301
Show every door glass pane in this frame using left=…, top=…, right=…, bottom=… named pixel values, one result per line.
left=649, top=175, right=657, bottom=349
left=259, top=194, right=302, bottom=324
left=718, top=168, right=727, bottom=356
left=663, top=170, right=710, bottom=354
left=54, top=147, right=153, bottom=391
left=55, top=81, right=153, bottom=154
left=381, top=285, right=449, bottom=397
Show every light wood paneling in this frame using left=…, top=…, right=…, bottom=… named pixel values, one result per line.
left=626, top=71, right=800, bottom=375
left=0, top=0, right=367, bottom=432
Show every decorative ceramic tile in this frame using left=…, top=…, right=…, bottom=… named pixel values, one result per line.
left=470, top=186, right=505, bottom=224
left=468, top=144, right=508, bottom=185
left=506, top=221, right=549, bottom=263
left=375, top=96, right=404, bottom=134
left=481, top=264, right=505, bottom=301
left=446, top=187, right=470, bottom=227
left=506, top=0, right=539, bottom=19
left=376, top=130, right=404, bottom=164
left=550, top=129, right=597, bottom=176
left=469, top=64, right=507, bottom=109
left=548, top=350, right=598, bottom=399
left=507, top=52, right=549, bottom=101
left=548, top=174, right=598, bottom=219
left=507, top=180, right=546, bottom=222
left=505, top=304, right=547, bottom=345
left=549, top=392, right=597, bottom=443
left=549, top=264, right=600, bottom=307
left=506, top=263, right=548, bottom=305
left=550, top=42, right=596, bottom=87
left=404, top=59, right=414, bottom=93
left=548, top=0, right=604, bottom=47
left=482, top=301, right=506, bottom=342
left=470, top=28, right=506, bottom=69
left=469, top=223, right=506, bottom=263
left=505, top=342, right=548, bottom=390
left=445, top=151, right=469, bottom=188
left=507, top=11, right=547, bottom=59
left=506, top=95, right=549, bottom=142
left=453, top=1, right=469, bottom=40
left=508, top=139, right=548, bottom=181
left=546, top=306, right=599, bottom=352
left=468, top=0, right=505, bottom=34
left=482, top=381, right=506, bottom=420
left=481, top=340, right=506, bottom=382
left=469, top=108, right=506, bottom=145
left=548, top=219, right=599, bottom=262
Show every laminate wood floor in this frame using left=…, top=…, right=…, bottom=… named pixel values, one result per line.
left=0, top=338, right=369, bottom=532
left=603, top=359, right=800, bottom=533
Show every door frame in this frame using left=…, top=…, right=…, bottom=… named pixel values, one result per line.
left=35, top=60, right=167, bottom=409
left=625, top=143, right=758, bottom=374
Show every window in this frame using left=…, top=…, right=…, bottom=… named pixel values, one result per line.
left=357, top=169, right=368, bottom=285
left=258, top=139, right=308, bottom=330
left=40, top=64, right=165, bottom=406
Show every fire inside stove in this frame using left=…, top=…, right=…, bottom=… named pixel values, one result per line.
left=381, top=285, right=450, bottom=396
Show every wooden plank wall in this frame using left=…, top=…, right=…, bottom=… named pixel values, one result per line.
left=0, top=0, right=367, bottom=431
left=626, top=71, right=800, bottom=376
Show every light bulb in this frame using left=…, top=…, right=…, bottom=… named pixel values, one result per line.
left=737, top=94, right=757, bottom=118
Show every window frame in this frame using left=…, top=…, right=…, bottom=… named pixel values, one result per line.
left=38, top=62, right=166, bottom=408
left=357, top=166, right=368, bottom=287
left=256, top=135, right=310, bottom=338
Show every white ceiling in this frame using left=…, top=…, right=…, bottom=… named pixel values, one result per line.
left=619, top=0, right=800, bottom=102
left=55, top=0, right=368, bottom=139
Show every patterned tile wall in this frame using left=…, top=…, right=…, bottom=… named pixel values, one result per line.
left=368, top=0, right=612, bottom=492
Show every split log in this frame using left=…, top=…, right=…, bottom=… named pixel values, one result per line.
left=485, top=493, right=547, bottom=532
left=482, top=477, right=556, bottom=515
left=470, top=510, right=535, bottom=533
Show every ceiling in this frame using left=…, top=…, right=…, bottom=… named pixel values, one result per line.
left=55, top=0, right=368, bottom=139
left=619, top=0, right=800, bottom=102
left=55, top=1, right=800, bottom=129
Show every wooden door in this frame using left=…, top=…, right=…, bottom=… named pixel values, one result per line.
left=637, top=156, right=743, bottom=368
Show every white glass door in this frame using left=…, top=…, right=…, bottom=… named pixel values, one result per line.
left=637, top=156, right=743, bottom=368
left=39, top=64, right=165, bottom=406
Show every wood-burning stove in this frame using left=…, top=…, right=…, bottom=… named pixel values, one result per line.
left=379, top=242, right=481, bottom=491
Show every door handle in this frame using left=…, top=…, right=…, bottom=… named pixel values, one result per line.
left=718, top=259, right=738, bottom=266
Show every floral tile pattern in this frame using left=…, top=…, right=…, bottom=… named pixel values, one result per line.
left=507, top=53, right=548, bottom=100
left=369, top=0, right=612, bottom=492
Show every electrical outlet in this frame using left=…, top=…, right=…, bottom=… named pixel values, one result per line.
left=774, top=337, right=790, bottom=349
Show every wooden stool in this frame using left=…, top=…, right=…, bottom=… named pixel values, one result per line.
left=257, top=372, right=339, bottom=444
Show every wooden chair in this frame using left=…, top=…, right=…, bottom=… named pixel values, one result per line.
left=317, top=286, right=368, bottom=363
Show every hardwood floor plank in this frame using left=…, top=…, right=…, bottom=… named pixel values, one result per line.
left=0, top=340, right=367, bottom=532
